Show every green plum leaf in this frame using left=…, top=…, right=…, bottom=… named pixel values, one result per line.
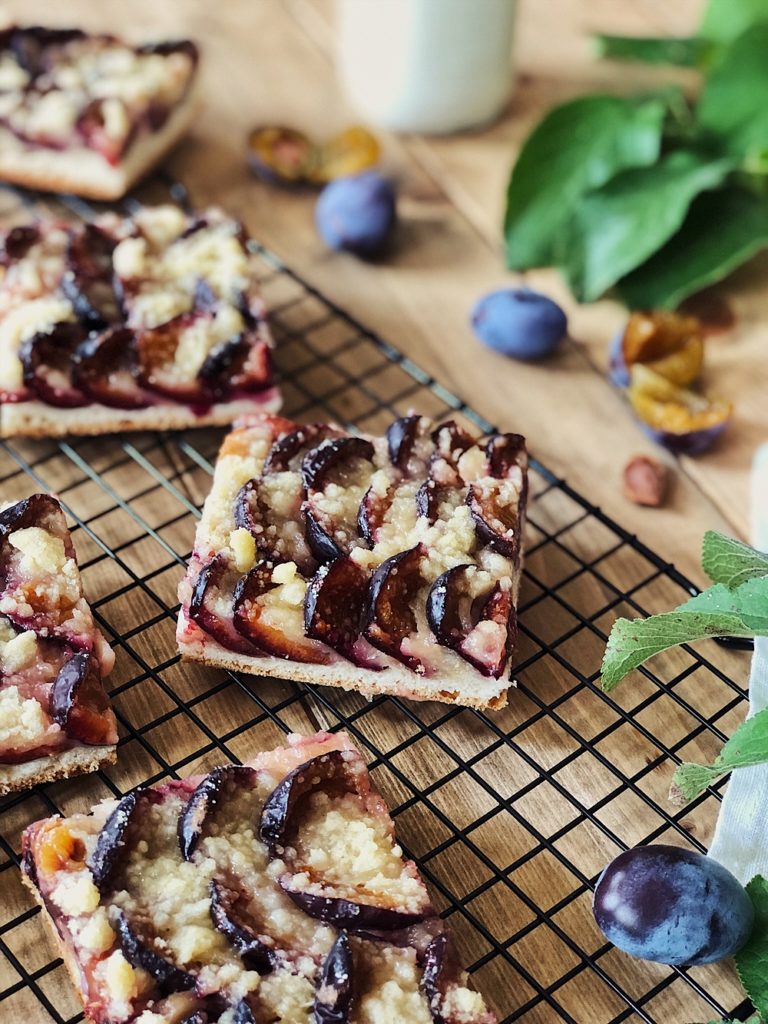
left=617, top=188, right=768, bottom=309
left=504, top=95, right=667, bottom=271
left=702, top=530, right=768, bottom=588
left=559, top=151, right=733, bottom=302
left=698, top=23, right=768, bottom=158
left=672, top=708, right=768, bottom=802
left=736, top=876, right=768, bottom=1020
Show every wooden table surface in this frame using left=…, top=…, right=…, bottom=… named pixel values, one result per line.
left=0, top=3, right=760, bottom=1023
left=6, top=0, right=762, bottom=583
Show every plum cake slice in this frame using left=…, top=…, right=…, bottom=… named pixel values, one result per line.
left=0, top=493, right=116, bottom=794
left=177, top=412, right=527, bottom=708
left=0, top=204, right=280, bottom=437
left=0, top=24, right=199, bottom=199
left=21, top=730, right=496, bottom=1024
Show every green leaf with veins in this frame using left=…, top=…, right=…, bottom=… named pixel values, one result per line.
left=558, top=152, right=733, bottom=302
left=681, top=581, right=768, bottom=633
left=671, top=708, right=768, bottom=802
left=503, top=95, right=667, bottom=271
left=698, top=23, right=768, bottom=157
left=736, top=876, right=768, bottom=1020
left=702, top=530, right=768, bottom=588
left=703, top=1016, right=762, bottom=1024
left=617, top=188, right=768, bottom=309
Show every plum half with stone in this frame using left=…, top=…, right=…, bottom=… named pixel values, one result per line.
left=471, top=288, right=567, bottom=360
left=593, top=844, right=754, bottom=966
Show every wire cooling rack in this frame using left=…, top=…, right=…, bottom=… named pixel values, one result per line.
left=0, top=179, right=756, bottom=1024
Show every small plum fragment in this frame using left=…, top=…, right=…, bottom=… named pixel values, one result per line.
left=19, top=322, right=89, bottom=407
left=364, top=545, right=425, bottom=671
left=62, top=223, right=120, bottom=327
left=88, top=789, right=162, bottom=893
left=627, top=364, right=732, bottom=455
left=471, top=288, right=566, bottom=361
left=189, top=554, right=260, bottom=656
left=304, top=556, right=370, bottom=661
left=315, top=171, right=396, bottom=257
left=593, top=845, right=754, bottom=966
left=233, top=561, right=332, bottom=663
left=314, top=931, right=353, bottom=1024
left=357, top=481, right=394, bottom=544
left=386, top=415, right=421, bottom=470
left=50, top=650, right=117, bottom=745
left=115, top=909, right=196, bottom=994
left=178, top=764, right=258, bottom=860
left=0, top=224, right=40, bottom=264
left=421, top=934, right=450, bottom=1023
left=263, top=424, right=341, bottom=474
left=209, top=878, right=277, bottom=974
left=72, top=327, right=148, bottom=409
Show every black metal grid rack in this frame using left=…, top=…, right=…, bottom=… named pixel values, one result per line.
left=0, top=181, right=755, bottom=1024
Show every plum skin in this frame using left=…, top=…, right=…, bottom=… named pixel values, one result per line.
left=471, top=288, right=567, bottom=360
left=315, top=171, right=396, bottom=257
left=593, top=845, right=754, bottom=966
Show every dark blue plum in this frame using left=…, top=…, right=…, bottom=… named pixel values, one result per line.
left=315, top=171, right=396, bottom=257
left=593, top=845, right=754, bottom=966
left=471, top=288, right=566, bottom=361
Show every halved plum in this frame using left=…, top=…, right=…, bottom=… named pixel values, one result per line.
left=363, top=545, right=426, bottom=671
left=314, top=932, right=353, bottom=1024
left=304, top=556, right=370, bottom=661
left=617, top=310, right=704, bottom=388
left=178, top=764, right=258, bottom=860
left=232, top=560, right=332, bottom=663
left=72, top=327, right=149, bottom=409
left=50, top=650, right=117, bottom=745
left=115, top=909, right=196, bottom=994
left=427, top=567, right=513, bottom=678
left=62, top=223, right=120, bottom=328
left=88, top=788, right=163, bottom=893
left=247, top=126, right=315, bottom=186
left=302, top=437, right=376, bottom=562
left=627, top=364, right=732, bottom=455
left=209, top=878, right=277, bottom=974
left=19, top=322, right=89, bottom=407
left=0, top=224, right=40, bottom=265
left=189, top=554, right=261, bottom=656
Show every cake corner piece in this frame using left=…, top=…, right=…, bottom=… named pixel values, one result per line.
left=21, top=728, right=498, bottom=1022
left=0, top=493, right=117, bottom=793
left=178, top=411, right=527, bottom=708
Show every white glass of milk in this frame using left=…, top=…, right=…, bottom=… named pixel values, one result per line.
left=336, top=0, right=518, bottom=134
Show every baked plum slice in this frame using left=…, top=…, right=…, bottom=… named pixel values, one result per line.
left=72, top=327, right=150, bottom=409
left=0, top=224, right=40, bottom=265
left=364, top=545, right=426, bottom=671
left=467, top=434, right=527, bottom=559
left=0, top=493, right=73, bottom=551
left=386, top=415, right=422, bottom=470
left=261, top=751, right=428, bottom=931
left=199, top=332, right=273, bottom=398
left=417, top=421, right=476, bottom=524
left=314, top=932, right=353, bottom=1024
left=88, top=788, right=163, bottom=893
left=50, top=650, right=117, bottom=745
left=304, top=556, right=382, bottom=668
left=263, top=424, right=342, bottom=474
left=357, top=480, right=395, bottom=545
left=61, top=223, right=120, bottom=328
left=209, top=878, right=277, bottom=975
left=178, top=764, right=258, bottom=860
left=233, top=560, right=332, bottom=663
left=426, top=566, right=513, bottom=678
left=19, top=322, right=89, bottom=407
left=189, top=554, right=260, bottom=656
left=302, top=437, right=376, bottom=562
left=115, top=909, right=196, bottom=995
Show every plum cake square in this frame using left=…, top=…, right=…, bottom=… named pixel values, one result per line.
left=21, top=730, right=496, bottom=1023
left=0, top=204, right=280, bottom=437
left=177, top=412, right=527, bottom=708
left=0, top=24, right=200, bottom=199
left=0, top=493, right=116, bottom=794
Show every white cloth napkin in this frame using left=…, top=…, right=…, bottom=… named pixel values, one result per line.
left=708, top=445, right=768, bottom=883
